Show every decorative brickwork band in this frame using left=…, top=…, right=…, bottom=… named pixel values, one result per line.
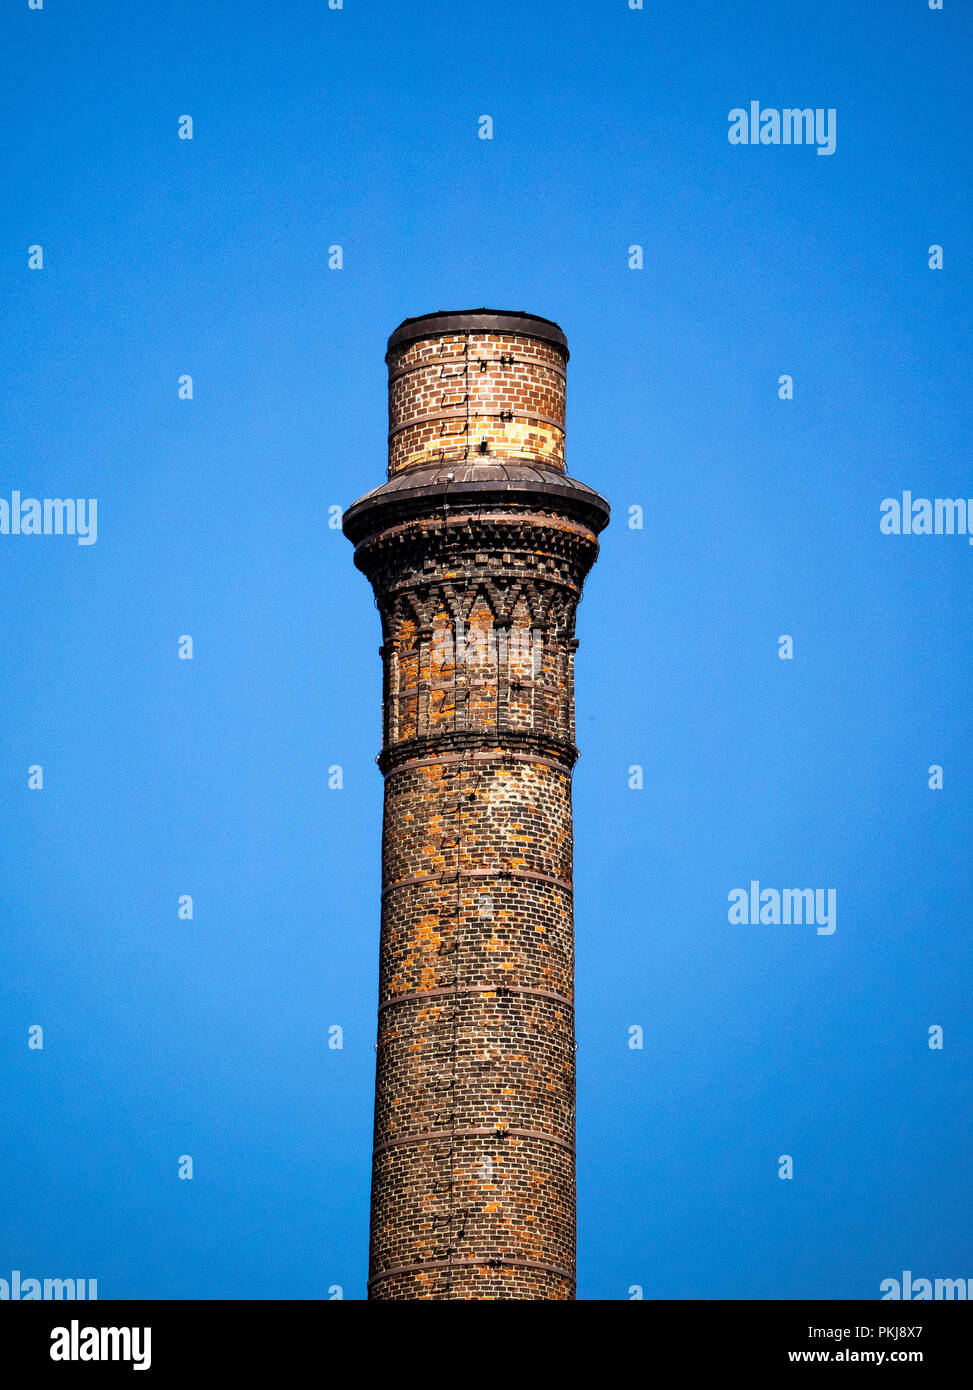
left=344, top=309, right=608, bottom=1300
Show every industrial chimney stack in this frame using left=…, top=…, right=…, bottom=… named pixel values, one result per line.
left=343, top=309, right=609, bottom=1300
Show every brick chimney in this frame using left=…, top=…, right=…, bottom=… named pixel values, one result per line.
left=343, top=309, right=609, bottom=1300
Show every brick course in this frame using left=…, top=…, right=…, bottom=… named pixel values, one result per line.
left=344, top=311, right=608, bottom=1300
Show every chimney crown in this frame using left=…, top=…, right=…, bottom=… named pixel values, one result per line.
left=385, top=308, right=570, bottom=478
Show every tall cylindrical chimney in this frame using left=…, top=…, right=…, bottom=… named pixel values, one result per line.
left=343, top=309, right=609, bottom=1300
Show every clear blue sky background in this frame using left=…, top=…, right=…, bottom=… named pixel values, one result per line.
left=2, top=0, right=970, bottom=1301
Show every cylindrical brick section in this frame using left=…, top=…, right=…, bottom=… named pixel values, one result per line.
left=344, top=309, right=608, bottom=1300
left=386, top=310, right=568, bottom=477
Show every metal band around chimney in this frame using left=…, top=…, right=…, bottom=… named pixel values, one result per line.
left=372, top=1125, right=575, bottom=1158
left=368, top=1256, right=575, bottom=1288
left=382, top=748, right=577, bottom=776
left=377, top=983, right=574, bottom=1013
left=387, top=356, right=567, bottom=388
left=388, top=408, right=565, bottom=439
left=381, top=866, right=574, bottom=898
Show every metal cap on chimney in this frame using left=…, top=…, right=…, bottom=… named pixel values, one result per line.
left=386, top=308, right=569, bottom=360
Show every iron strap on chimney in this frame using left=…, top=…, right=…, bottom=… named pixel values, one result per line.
left=367, top=1257, right=576, bottom=1289
left=388, top=407, right=566, bottom=438
left=387, top=356, right=567, bottom=387
left=372, top=1126, right=576, bottom=1158
left=380, top=866, right=575, bottom=897
left=376, top=983, right=574, bottom=1012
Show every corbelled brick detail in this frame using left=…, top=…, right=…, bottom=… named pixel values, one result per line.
left=344, top=310, right=608, bottom=1300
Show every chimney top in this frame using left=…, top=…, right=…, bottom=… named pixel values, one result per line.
left=386, top=308, right=569, bottom=360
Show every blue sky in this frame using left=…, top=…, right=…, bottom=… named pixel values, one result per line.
left=1, top=0, right=970, bottom=1300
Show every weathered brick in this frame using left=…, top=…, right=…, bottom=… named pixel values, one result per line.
left=343, top=310, right=609, bottom=1301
